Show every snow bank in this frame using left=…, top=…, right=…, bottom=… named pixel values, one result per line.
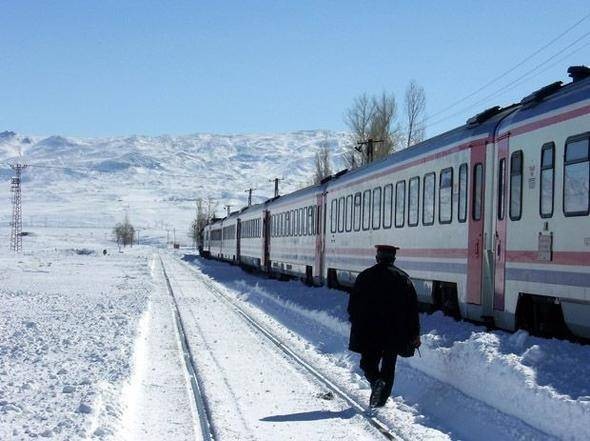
left=188, top=256, right=590, bottom=441
left=0, top=229, right=151, bottom=440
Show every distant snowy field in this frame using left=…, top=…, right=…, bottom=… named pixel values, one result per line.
left=0, top=130, right=349, bottom=237
left=0, top=228, right=152, bottom=440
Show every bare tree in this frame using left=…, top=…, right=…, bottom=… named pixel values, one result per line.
left=190, top=197, right=217, bottom=250
left=344, top=92, right=402, bottom=167
left=369, top=92, right=401, bottom=159
left=113, top=215, right=135, bottom=247
left=312, top=139, right=333, bottom=184
left=404, top=80, right=426, bottom=148
left=344, top=93, right=375, bottom=168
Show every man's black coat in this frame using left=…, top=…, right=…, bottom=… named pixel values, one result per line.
left=347, top=262, right=420, bottom=354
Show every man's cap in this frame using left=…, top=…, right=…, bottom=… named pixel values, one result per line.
left=375, top=244, right=399, bottom=254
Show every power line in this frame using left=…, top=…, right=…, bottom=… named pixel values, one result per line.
left=425, top=29, right=590, bottom=131
left=425, top=11, right=590, bottom=123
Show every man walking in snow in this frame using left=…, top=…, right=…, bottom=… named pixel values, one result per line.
left=347, top=245, right=421, bottom=407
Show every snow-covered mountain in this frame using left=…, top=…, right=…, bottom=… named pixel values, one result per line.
left=0, top=130, right=350, bottom=236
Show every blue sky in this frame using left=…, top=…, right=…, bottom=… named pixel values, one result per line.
left=1, top=1, right=589, bottom=138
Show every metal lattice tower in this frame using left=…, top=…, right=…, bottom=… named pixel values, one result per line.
left=9, top=163, right=27, bottom=252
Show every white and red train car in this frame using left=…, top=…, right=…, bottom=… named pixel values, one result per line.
left=202, top=66, right=590, bottom=339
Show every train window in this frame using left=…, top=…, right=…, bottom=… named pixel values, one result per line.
left=395, top=180, right=406, bottom=228
left=422, top=173, right=435, bottom=226
left=330, top=199, right=337, bottom=233
left=564, top=135, right=590, bottom=216
left=440, top=167, right=453, bottom=224
left=271, top=215, right=275, bottom=237
left=353, top=193, right=362, bottom=231
left=338, top=197, right=345, bottom=233
left=309, top=205, right=315, bottom=235
left=281, top=212, right=285, bottom=236
left=510, top=151, right=523, bottom=221
left=305, top=207, right=310, bottom=236
left=297, top=208, right=302, bottom=235
left=300, top=208, right=305, bottom=235
left=458, top=164, right=468, bottom=223
left=316, top=205, right=322, bottom=235
left=498, top=158, right=506, bottom=220
left=362, top=190, right=372, bottom=230
left=540, top=143, right=555, bottom=218
left=383, top=184, right=393, bottom=229
left=408, top=177, right=420, bottom=227
left=372, top=187, right=382, bottom=230
left=285, top=210, right=291, bottom=236
left=473, top=163, right=483, bottom=221
left=345, top=195, right=353, bottom=232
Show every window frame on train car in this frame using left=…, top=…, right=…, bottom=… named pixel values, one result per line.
left=540, top=142, right=555, bottom=219
left=458, top=163, right=468, bottom=223
left=498, top=158, right=507, bottom=221
left=408, top=176, right=420, bottom=227
left=439, top=167, right=453, bottom=224
left=330, top=199, right=337, bottom=233
left=472, top=163, right=483, bottom=221
left=362, top=189, right=372, bottom=231
left=338, top=197, right=345, bottom=233
left=383, top=184, right=393, bottom=229
left=395, top=180, right=406, bottom=228
left=345, top=195, right=353, bottom=232
left=284, top=211, right=290, bottom=236
left=301, top=207, right=306, bottom=235
left=509, top=150, right=524, bottom=221
left=372, top=187, right=382, bottom=230
left=353, top=192, right=362, bottom=231
left=422, top=172, right=435, bottom=226
left=309, top=205, right=315, bottom=236
left=563, top=133, right=590, bottom=217
left=306, top=206, right=312, bottom=236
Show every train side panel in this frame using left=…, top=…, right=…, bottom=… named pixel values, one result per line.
left=493, top=90, right=590, bottom=337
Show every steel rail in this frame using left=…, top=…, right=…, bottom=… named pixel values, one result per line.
left=159, top=255, right=217, bottom=441
left=175, top=257, right=405, bottom=441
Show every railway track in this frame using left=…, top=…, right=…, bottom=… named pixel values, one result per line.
left=161, top=254, right=406, bottom=441
left=159, top=255, right=217, bottom=441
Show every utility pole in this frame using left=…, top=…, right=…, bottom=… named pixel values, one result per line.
left=269, top=178, right=283, bottom=198
left=244, top=188, right=256, bottom=206
left=9, top=163, right=28, bottom=252
left=356, top=138, right=383, bottom=164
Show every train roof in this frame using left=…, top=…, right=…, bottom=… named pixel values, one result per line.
left=499, top=65, right=590, bottom=131
left=327, top=103, right=517, bottom=189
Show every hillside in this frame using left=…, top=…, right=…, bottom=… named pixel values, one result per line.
left=0, top=130, right=349, bottom=238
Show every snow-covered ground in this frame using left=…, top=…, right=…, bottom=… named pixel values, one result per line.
left=0, top=229, right=156, bottom=439
left=181, top=253, right=590, bottom=441
left=1, top=226, right=589, bottom=440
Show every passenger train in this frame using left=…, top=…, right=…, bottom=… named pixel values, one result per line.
left=203, top=66, right=590, bottom=339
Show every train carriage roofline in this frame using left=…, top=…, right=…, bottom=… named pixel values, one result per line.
left=498, top=67, right=590, bottom=134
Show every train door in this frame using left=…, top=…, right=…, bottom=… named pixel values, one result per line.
left=262, top=210, right=271, bottom=272
left=466, top=141, right=487, bottom=305
left=492, top=135, right=510, bottom=311
left=236, top=218, right=241, bottom=264
left=314, top=193, right=326, bottom=282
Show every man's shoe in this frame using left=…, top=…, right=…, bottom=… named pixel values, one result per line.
left=369, top=379, right=386, bottom=408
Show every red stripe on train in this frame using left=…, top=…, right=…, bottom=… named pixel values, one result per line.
left=506, top=251, right=590, bottom=266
